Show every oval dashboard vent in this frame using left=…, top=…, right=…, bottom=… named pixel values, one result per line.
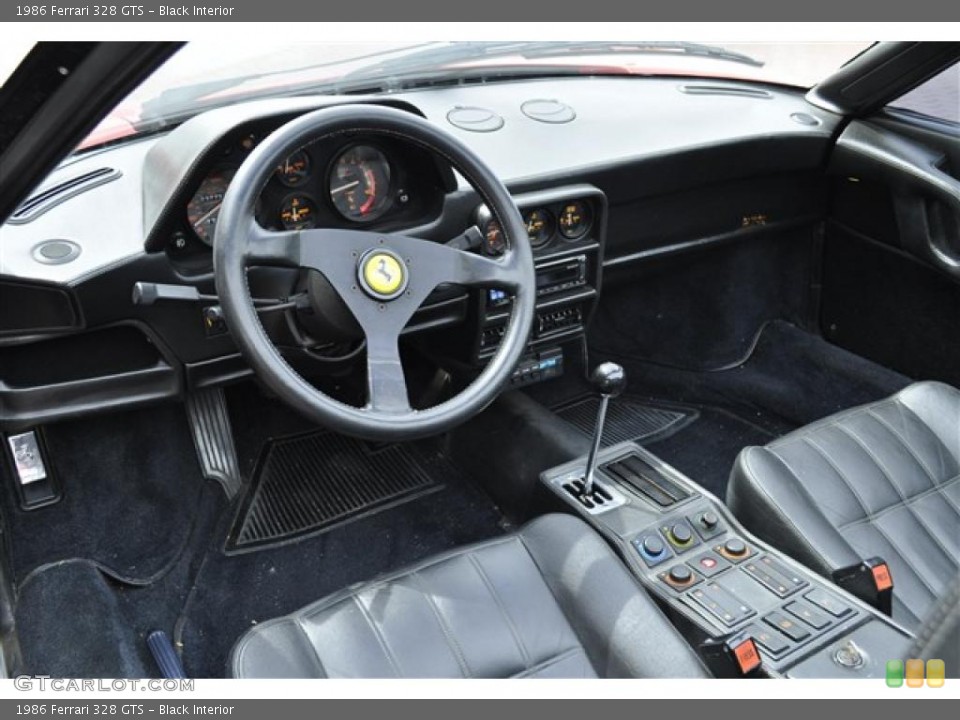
left=678, top=84, right=773, bottom=99
left=31, top=239, right=82, bottom=265
left=521, top=99, right=576, bottom=124
left=446, top=106, right=504, bottom=132
left=9, top=167, right=121, bottom=225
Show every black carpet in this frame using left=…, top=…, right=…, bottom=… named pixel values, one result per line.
left=176, top=443, right=505, bottom=678
left=0, top=403, right=208, bottom=584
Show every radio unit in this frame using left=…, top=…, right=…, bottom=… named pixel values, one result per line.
left=535, top=255, right=587, bottom=297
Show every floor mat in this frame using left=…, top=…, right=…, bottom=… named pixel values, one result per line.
left=177, top=447, right=506, bottom=677
left=0, top=403, right=207, bottom=584
left=555, top=396, right=696, bottom=446
left=228, top=432, right=444, bottom=551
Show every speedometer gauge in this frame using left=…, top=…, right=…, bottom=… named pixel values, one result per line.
left=328, top=145, right=392, bottom=223
left=186, top=167, right=236, bottom=245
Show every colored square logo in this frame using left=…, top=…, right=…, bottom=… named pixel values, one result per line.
left=905, top=658, right=925, bottom=688
left=927, top=659, right=945, bottom=688
left=886, top=659, right=904, bottom=688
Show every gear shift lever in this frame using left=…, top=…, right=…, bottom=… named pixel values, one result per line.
left=582, top=362, right=626, bottom=498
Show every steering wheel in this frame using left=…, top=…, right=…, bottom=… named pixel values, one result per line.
left=214, top=105, right=535, bottom=441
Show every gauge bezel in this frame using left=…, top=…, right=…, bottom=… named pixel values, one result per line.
left=326, top=142, right=394, bottom=224
left=185, top=164, right=239, bottom=246
left=557, top=200, right=593, bottom=241
left=522, top=207, right=556, bottom=248
left=278, top=192, right=319, bottom=231
left=275, top=149, right=312, bottom=188
left=482, top=219, right=506, bottom=256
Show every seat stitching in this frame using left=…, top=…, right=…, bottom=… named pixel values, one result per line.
left=509, top=647, right=588, bottom=679
left=835, top=422, right=958, bottom=572
left=467, top=547, right=533, bottom=669
left=866, top=408, right=941, bottom=485
left=293, top=616, right=328, bottom=677
left=410, top=570, right=472, bottom=678
left=890, top=396, right=960, bottom=479
left=838, top=475, right=960, bottom=528
left=801, top=435, right=941, bottom=599
left=351, top=593, right=403, bottom=677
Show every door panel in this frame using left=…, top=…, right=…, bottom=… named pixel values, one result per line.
left=822, top=116, right=960, bottom=383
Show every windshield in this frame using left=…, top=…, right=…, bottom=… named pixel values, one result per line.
left=79, top=40, right=872, bottom=151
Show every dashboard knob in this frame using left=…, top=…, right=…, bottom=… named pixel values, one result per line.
left=668, top=565, right=693, bottom=584
left=669, top=523, right=693, bottom=545
left=724, top=538, right=747, bottom=557
left=642, top=536, right=665, bottom=557
left=700, top=511, right=719, bottom=529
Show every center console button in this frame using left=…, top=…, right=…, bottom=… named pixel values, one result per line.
left=687, top=549, right=731, bottom=578
left=724, top=538, right=746, bottom=556
left=643, top=536, right=665, bottom=556
left=669, top=565, right=693, bottom=584
left=804, top=588, right=853, bottom=618
left=670, top=523, right=693, bottom=544
left=743, top=555, right=807, bottom=598
left=785, top=601, right=832, bottom=630
left=763, top=611, right=811, bottom=642
left=688, top=581, right=755, bottom=626
left=744, top=623, right=791, bottom=656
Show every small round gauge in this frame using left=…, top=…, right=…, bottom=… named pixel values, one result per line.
left=186, top=167, right=237, bottom=245
left=279, top=194, right=318, bottom=230
left=276, top=150, right=312, bottom=187
left=558, top=200, right=592, bottom=240
left=523, top=208, right=555, bottom=248
left=482, top=219, right=506, bottom=256
left=328, top=145, right=392, bottom=222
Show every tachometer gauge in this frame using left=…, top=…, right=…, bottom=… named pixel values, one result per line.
left=276, top=150, right=311, bottom=187
left=558, top=200, right=592, bottom=240
left=482, top=219, right=506, bottom=256
left=523, top=208, right=555, bottom=248
left=186, top=167, right=237, bottom=245
left=328, top=145, right=392, bottom=222
left=279, top=194, right=317, bottom=230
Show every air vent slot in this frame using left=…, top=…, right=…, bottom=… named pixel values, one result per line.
left=678, top=84, right=773, bottom=99
left=9, top=167, right=121, bottom=225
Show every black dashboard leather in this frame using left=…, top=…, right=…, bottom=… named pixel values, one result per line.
left=728, top=381, right=960, bottom=630
left=230, top=513, right=708, bottom=678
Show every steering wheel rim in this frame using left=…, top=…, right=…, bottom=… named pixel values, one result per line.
left=214, top=104, right=535, bottom=441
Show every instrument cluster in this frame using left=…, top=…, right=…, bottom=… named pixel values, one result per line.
left=176, top=127, right=444, bottom=253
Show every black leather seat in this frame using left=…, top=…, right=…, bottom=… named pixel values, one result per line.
left=728, top=381, right=960, bottom=630
left=230, top=513, right=708, bottom=678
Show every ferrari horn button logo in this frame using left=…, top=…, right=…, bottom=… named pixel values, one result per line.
left=359, top=250, right=407, bottom=300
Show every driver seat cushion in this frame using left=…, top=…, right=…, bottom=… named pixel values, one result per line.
left=728, top=381, right=960, bottom=630
left=230, top=513, right=708, bottom=678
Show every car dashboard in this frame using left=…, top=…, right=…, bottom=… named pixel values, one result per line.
left=0, top=76, right=840, bottom=429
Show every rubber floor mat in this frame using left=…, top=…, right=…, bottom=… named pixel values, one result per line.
left=556, top=396, right=695, bottom=446
left=227, top=432, right=443, bottom=551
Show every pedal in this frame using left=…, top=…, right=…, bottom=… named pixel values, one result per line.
left=186, top=388, right=242, bottom=499
left=4, top=430, right=61, bottom=509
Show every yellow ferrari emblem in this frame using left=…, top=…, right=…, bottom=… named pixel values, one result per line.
left=360, top=251, right=406, bottom=299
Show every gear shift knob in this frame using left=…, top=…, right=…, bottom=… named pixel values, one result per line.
left=582, top=362, right=626, bottom=498
left=589, top=362, right=626, bottom=398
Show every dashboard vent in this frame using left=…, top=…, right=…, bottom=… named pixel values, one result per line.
left=9, top=167, right=121, bottom=225
left=678, top=84, right=773, bottom=99
left=446, top=106, right=504, bottom=132
left=521, top=99, right=576, bottom=124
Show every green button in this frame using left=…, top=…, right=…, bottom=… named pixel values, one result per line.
left=886, top=659, right=904, bottom=688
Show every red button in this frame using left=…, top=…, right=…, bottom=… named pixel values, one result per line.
left=733, top=638, right=761, bottom=674
left=700, top=557, right=718, bottom=569
left=871, top=563, right=893, bottom=592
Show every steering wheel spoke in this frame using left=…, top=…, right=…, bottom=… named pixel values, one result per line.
left=243, top=222, right=301, bottom=268
left=365, top=332, right=411, bottom=413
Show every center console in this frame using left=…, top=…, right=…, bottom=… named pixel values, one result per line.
left=540, top=441, right=914, bottom=678
left=474, top=185, right=605, bottom=388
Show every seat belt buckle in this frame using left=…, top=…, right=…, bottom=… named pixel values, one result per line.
left=831, top=557, right=893, bottom=617
left=700, top=629, right=763, bottom=678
